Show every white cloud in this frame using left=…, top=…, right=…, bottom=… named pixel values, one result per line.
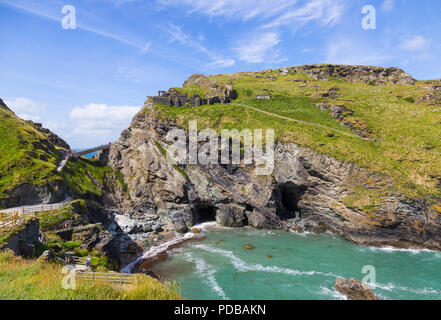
left=235, top=32, right=285, bottom=63
left=17, top=114, right=41, bottom=122
left=5, top=97, right=46, bottom=114
left=381, top=0, right=394, bottom=12
left=158, top=0, right=294, bottom=21
left=263, top=0, right=346, bottom=29
left=160, top=0, right=346, bottom=28
left=69, top=103, right=140, bottom=137
left=324, top=39, right=394, bottom=65
left=400, top=36, right=432, bottom=51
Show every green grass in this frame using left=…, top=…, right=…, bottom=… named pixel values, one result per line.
left=153, top=69, right=441, bottom=210
left=38, top=199, right=89, bottom=229
left=62, top=157, right=128, bottom=200
left=172, top=84, right=207, bottom=98
left=0, top=108, right=63, bottom=203
left=0, top=251, right=181, bottom=300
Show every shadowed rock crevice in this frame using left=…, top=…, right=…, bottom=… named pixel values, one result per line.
left=278, top=182, right=308, bottom=219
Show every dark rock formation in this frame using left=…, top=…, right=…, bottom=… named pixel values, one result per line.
left=0, top=183, right=68, bottom=209
left=2, top=218, right=40, bottom=257
left=334, top=278, right=379, bottom=300
left=26, top=120, right=71, bottom=151
left=99, top=105, right=441, bottom=251
left=0, top=98, right=12, bottom=112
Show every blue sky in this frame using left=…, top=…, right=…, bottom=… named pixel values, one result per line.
left=1, top=0, right=440, bottom=148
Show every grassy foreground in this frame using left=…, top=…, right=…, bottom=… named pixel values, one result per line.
left=0, top=251, right=181, bottom=300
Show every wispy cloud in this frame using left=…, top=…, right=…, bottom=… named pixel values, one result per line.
left=234, top=32, right=285, bottom=64
left=159, top=0, right=346, bottom=29
left=165, top=23, right=235, bottom=68
left=157, top=0, right=295, bottom=21
left=400, top=35, right=432, bottom=51
left=0, top=0, right=149, bottom=52
left=263, top=0, right=346, bottom=29
left=382, top=0, right=394, bottom=12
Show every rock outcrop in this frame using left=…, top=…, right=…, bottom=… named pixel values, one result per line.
left=334, top=278, right=379, bottom=300
left=286, top=65, right=415, bottom=85
left=101, top=104, right=441, bottom=251
left=0, top=98, right=12, bottom=112
left=182, top=73, right=235, bottom=100
left=1, top=218, right=40, bottom=257
left=26, top=120, right=71, bottom=151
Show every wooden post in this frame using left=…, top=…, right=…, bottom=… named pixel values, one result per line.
left=120, top=274, right=123, bottom=286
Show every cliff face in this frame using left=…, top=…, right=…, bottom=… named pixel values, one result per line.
left=103, top=104, right=441, bottom=251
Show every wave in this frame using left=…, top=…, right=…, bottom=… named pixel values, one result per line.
left=319, top=286, right=347, bottom=300
left=183, top=252, right=229, bottom=300
left=122, top=231, right=204, bottom=273
left=192, top=244, right=340, bottom=278
left=365, top=246, right=437, bottom=255
left=375, top=282, right=441, bottom=296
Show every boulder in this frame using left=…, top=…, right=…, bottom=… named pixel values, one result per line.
left=334, top=278, right=379, bottom=300
left=216, top=204, right=247, bottom=227
left=37, top=250, right=51, bottom=262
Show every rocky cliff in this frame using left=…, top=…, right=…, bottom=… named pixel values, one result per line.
left=100, top=102, right=441, bottom=251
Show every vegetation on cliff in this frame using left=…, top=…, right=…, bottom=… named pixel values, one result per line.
left=62, top=157, right=128, bottom=200
left=153, top=65, right=441, bottom=213
left=0, top=105, right=65, bottom=203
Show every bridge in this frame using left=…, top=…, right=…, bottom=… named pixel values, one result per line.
left=72, top=143, right=112, bottom=158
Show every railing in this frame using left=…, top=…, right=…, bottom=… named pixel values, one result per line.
left=0, top=211, right=22, bottom=232
left=73, top=144, right=111, bottom=158
left=76, top=272, right=139, bottom=285
left=21, top=197, right=73, bottom=215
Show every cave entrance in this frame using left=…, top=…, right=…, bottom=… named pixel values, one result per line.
left=278, top=182, right=307, bottom=219
left=196, top=205, right=217, bottom=223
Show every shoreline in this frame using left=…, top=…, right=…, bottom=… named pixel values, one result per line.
left=122, top=222, right=218, bottom=274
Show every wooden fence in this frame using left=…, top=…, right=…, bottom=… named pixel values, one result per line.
left=76, top=272, right=139, bottom=286
left=22, top=197, right=73, bottom=214
left=0, top=211, right=22, bottom=232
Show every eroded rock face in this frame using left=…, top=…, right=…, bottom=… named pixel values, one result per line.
left=281, top=65, right=415, bottom=85
left=0, top=183, right=67, bottom=208
left=103, top=105, right=441, bottom=251
left=334, top=278, right=379, bottom=300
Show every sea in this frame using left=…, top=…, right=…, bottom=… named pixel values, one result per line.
left=146, top=224, right=441, bottom=300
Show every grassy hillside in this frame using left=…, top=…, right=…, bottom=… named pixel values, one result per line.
left=153, top=68, right=441, bottom=210
left=0, top=251, right=181, bottom=300
left=62, top=157, right=128, bottom=200
left=0, top=106, right=63, bottom=202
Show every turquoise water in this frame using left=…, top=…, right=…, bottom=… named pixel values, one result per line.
left=150, top=226, right=441, bottom=300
